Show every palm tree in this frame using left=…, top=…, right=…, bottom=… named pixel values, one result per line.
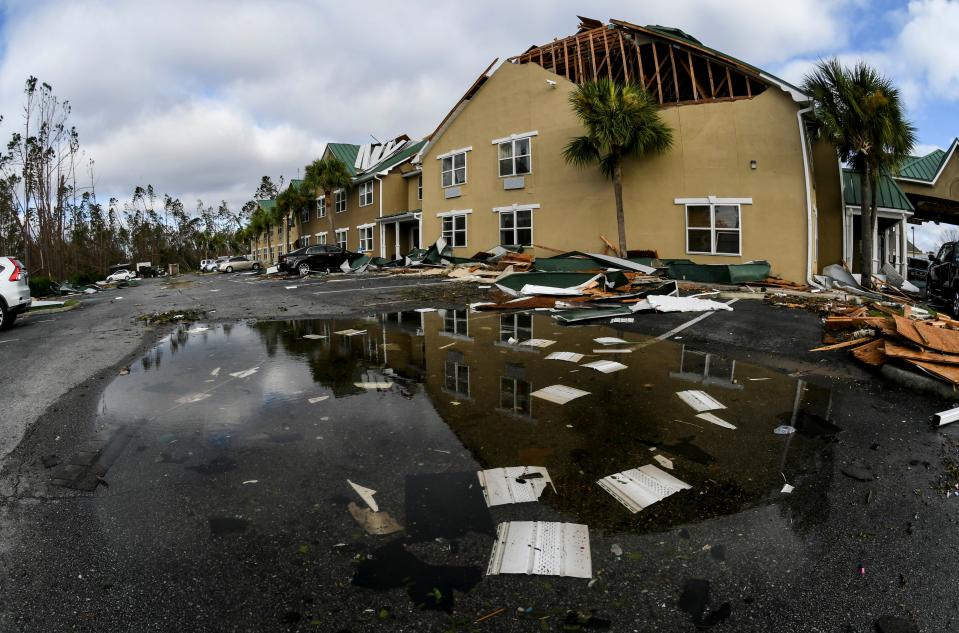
left=563, top=78, right=673, bottom=257
left=803, top=59, right=914, bottom=290
left=303, top=156, right=352, bottom=236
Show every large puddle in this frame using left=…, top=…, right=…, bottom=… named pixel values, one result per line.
left=92, top=309, right=836, bottom=534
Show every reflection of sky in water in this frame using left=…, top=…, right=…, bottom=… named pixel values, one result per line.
left=94, top=312, right=836, bottom=533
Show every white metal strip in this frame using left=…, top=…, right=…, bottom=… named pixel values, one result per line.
left=487, top=521, right=592, bottom=578
left=490, top=130, right=539, bottom=145
left=597, top=464, right=692, bottom=513
left=676, top=390, right=726, bottom=412
left=477, top=467, right=554, bottom=506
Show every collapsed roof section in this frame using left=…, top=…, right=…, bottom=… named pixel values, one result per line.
left=509, top=16, right=805, bottom=106
left=323, top=135, right=427, bottom=183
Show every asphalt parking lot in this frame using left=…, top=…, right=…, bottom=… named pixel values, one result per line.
left=0, top=271, right=955, bottom=632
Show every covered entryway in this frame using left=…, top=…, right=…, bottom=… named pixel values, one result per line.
left=841, top=168, right=913, bottom=276
left=378, top=211, right=421, bottom=260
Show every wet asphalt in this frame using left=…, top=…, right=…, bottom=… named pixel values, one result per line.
left=0, top=272, right=956, bottom=633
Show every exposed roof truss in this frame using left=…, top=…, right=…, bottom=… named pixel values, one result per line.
left=510, top=18, right=768, bottom=107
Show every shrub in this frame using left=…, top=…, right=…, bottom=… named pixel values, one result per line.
left=28, top=274, right=53, bottom=296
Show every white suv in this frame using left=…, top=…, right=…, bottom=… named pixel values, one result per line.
left=0, top=257, right=31, bottom=330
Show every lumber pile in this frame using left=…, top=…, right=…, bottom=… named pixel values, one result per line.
left=817, top=302, right=959, bottom=385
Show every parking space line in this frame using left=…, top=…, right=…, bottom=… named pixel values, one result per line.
left=312, top=280, right=453, bottom=295
left=633, top=298, right=739, bottom=349
left=0, top=339, right=21, bottom=344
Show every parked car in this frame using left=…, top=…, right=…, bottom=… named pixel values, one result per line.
left=279, top=245, right=358, bottom=275
left=907, top=256, right=929, bottom=287
left=925, top=243, right=959, bottom=312
left=106, top=269, right=137, bottom=283
left=201, top=257, right=228, bottom=273
left=0, top=256, right=31, bottom=331
left=218, top=256, right=261, bottom=273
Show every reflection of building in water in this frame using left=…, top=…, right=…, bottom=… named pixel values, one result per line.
left=499, top=313, right=533, bottom=343
left=443, top=350, right=470, bottom=398
left=669, top=345, right=742, bottom=390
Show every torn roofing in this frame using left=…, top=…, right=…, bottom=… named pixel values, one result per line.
left=324, top=138, right=427, bottom=183
left=896, top=138, right=959, bottom=184
left=842, top=168, right=914, bottom=212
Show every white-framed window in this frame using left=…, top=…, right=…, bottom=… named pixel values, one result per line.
left=685, top=203, right=741, bottom=255
left=335, top=189, right=347, bottom=213
left=443, top=309, right=469, bottom=337
left=500, top=376, right=532, bottom=416
left=441, top=152, right=467, bottom=188
left=444, top=361, right=470, bottom=397
left=301, top=235, right=310, bottom=247
left=317, top=197, right=326, bottom=219
left=498, top=208, right=533, bottom=247
left=441, top=213, right=468, bottom=247
left=417, top=174, right=423, bottom=200
left=359, top=181, right=374, bottom=207
left=316, top=232, right=327, bottom=245
left=498, top=137, right=532, bottom=177
left=358, top=225, right=374, bottom=252
left=335, top=228, right=348, bottom=249
left=499, top=313, right=532, bottom=343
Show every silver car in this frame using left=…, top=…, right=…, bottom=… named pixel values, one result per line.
left=0, top=256, right=31, bottom=330
left=217, top=256, right=261, bottom=273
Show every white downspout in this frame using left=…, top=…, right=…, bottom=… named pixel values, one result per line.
left=796, top=105, right=824, bottom=288
left=374, top=173, right=384, bottom=258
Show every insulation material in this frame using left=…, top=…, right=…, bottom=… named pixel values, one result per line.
left=335, top=329, right=367, bottom=336
left=581, top=360, right=628, bottom=373
left=531, top=384, right=591, bottom=405
left=348, top=479, right=379, bottom=511
left=646, top=295, right=733, bottom=313
left=477, top=467, right=555, bottom=507
left=486, top=521, right=592, bottom=579
left=676, top=390, right=726, bottom=412
left=545, top=351, right=585, bottom=363
left=519, top=338, right=557, bottom=348
left=695, top=412, right=737, bottom=430
left=348, top=502, right=403, bottom=535
left=597, top=464, right=692, bottom=513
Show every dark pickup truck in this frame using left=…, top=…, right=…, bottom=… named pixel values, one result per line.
left=925, top=242, right=959, bottom=313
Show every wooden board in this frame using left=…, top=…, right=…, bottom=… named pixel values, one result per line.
left=895, top=315, right=959, bottom=354
left=851, top=339, right=886, bottom=367
left=904, top=359, right=959, bottom=386
left=810, top=337, right=874, bottom=352
left=883, top=340, right=959, bottom=365
left=824, top=316, right=896, bottom=336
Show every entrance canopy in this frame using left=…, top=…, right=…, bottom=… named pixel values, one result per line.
left=894, top=139, right=959, bottom=224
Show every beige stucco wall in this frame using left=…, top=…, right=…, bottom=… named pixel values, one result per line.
left=898, top=149, right=959, bottom=203
left=812, top=140, right=844, bottom=271
left=420, top=61, right=813, bottom=281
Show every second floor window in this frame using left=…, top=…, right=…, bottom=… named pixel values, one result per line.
left=441, top=152, right=467, bottom=188
left=498, top=137, right=531, bottom=177
left=301, top=206, right=310, bottom=223
left=417, top=173, right=423, bottom=200
left=317, top=197, right=326, bottom=218
left=335, top=189, right=347, bottom=213
left=444, top=361, right=470, bottom=397
left=359, top=181, right=374, bottom=207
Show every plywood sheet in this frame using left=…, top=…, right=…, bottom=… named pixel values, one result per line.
left=883, top=340, right=959, bottom=365
left=851, top=339, right=887, bottom=367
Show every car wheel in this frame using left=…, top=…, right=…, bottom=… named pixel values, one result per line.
left=252, top=263, right=260, bottom=271
left=951, top=290, right=959, bottom=317
left=226, top=266, right=233, bottom=273
left=0, top=301, right=8, bottom=331
left=298, top=263, right=310, bottom=276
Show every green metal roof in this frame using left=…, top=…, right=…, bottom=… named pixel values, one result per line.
left=842, top=168, right=914, bottom=212
left=355, top=140, right=427, bottom=183
left=897, top=140, right=957, bottom=182
left=326, top=143, right=360, bottom=177
left=256, top=199, right=276, bottom=211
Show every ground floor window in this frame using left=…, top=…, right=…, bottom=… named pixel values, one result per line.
left=444, top=361, right=470, bottom=397
left=317, top=232, right=327, bottom=245
left=686, top=203, right=741, bottom=255
left=335, top=228, right=348, bottom=249
left=358, top=225, right=374, bottom=252
left=441, top=213, right=468, bottom=247
left=499, top=209, right=532, bottom=247
left=301, top=235, right=310, bottom=247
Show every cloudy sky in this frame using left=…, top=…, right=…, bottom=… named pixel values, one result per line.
left=0, top=0, right=956, bottom=249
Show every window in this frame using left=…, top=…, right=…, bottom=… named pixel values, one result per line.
left=359, top=181, right=374, bottom=207
left=317, top=232, right=327, bottom=245
left=335, top=228, right=348, bottom=249
left=500, top=313, right=532, bottom=343
left=276, top=225, right=281, bottom=239
left=441, top=214, right=468, bottom=247
left=335, top=189, right=347, bottom=213
left=500, top=376, right=532, bottom=416
left=499, top=209, right=533, bottom=247
left=444, top=361, right=470, bottom=397
left=358, top=225, right=374, bottom=252
left=441, top=152, right=467, bottom=187
left=317, top=197, right=326, bottom=218
left=443, top=309, right=468, bottom=337
left=301, top=235, right=310, bottom=247
left=686, top=203, right=741, bottom=255
left=498, top=137, right=531, bottom=177
left=301, top=206, right=310, bottom=223
left=417, top=174, right=423, bottom=200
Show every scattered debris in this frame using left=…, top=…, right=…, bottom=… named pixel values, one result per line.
left=354, top=382, right=394, bottom=390
left=348, top=479, right=380, bottom=511
left=581, top=360, right=628, bottom=373
left=302, top=334, right=326, bottom=340
left=773, top=425, right=796, bottom=435
left=487, top=521, right=592, bottom=578
left=531, top=384, right=591, bottom=405
left=934, top=406, right=959, bottom=427
left=695, top=412, right=736, bottom=430
left=519, top=338, right=556, bottom=348
left=229, top=367, right=259, bottom=379
left=308, top=395, right=329, bottom=404
left=676, top=390, right=726, bottom=413
left=334, top=329, right=367, bottom=336
left=545, top=351, right=585, bottom=363
left=594, top=337, right=629, bottom=345
left=597, top=464, right=692, bottom=513
left=347, top=502, right=404, bottom=535
left=477, top=466, right=555, bottom=506
left=653, top=455, right=674, bottom=470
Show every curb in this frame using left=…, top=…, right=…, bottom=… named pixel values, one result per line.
left=880, top=364, right=959, bottom=401
left=26, top=302, right=81, bottom=316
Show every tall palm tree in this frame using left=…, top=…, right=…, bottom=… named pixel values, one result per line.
left=563, top=78, right=673, bottom=257
left=803, top=59, right=914, bottom=290
left=303, top=156, right=352, bottom=236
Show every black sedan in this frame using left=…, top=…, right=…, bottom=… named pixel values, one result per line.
left=278, top=245, right=359, bottom=275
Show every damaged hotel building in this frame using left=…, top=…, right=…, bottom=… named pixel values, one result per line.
left=251, top=17, right=959, bottom=284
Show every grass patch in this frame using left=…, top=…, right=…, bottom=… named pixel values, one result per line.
left=137, top=308, right=206, bottom=325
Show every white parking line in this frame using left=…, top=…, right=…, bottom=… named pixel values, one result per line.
left=312, top=280, right=453, bottom=295
left=633, top=298, right=739, bottom=349
left=0, top=339, right=20, bottom=344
